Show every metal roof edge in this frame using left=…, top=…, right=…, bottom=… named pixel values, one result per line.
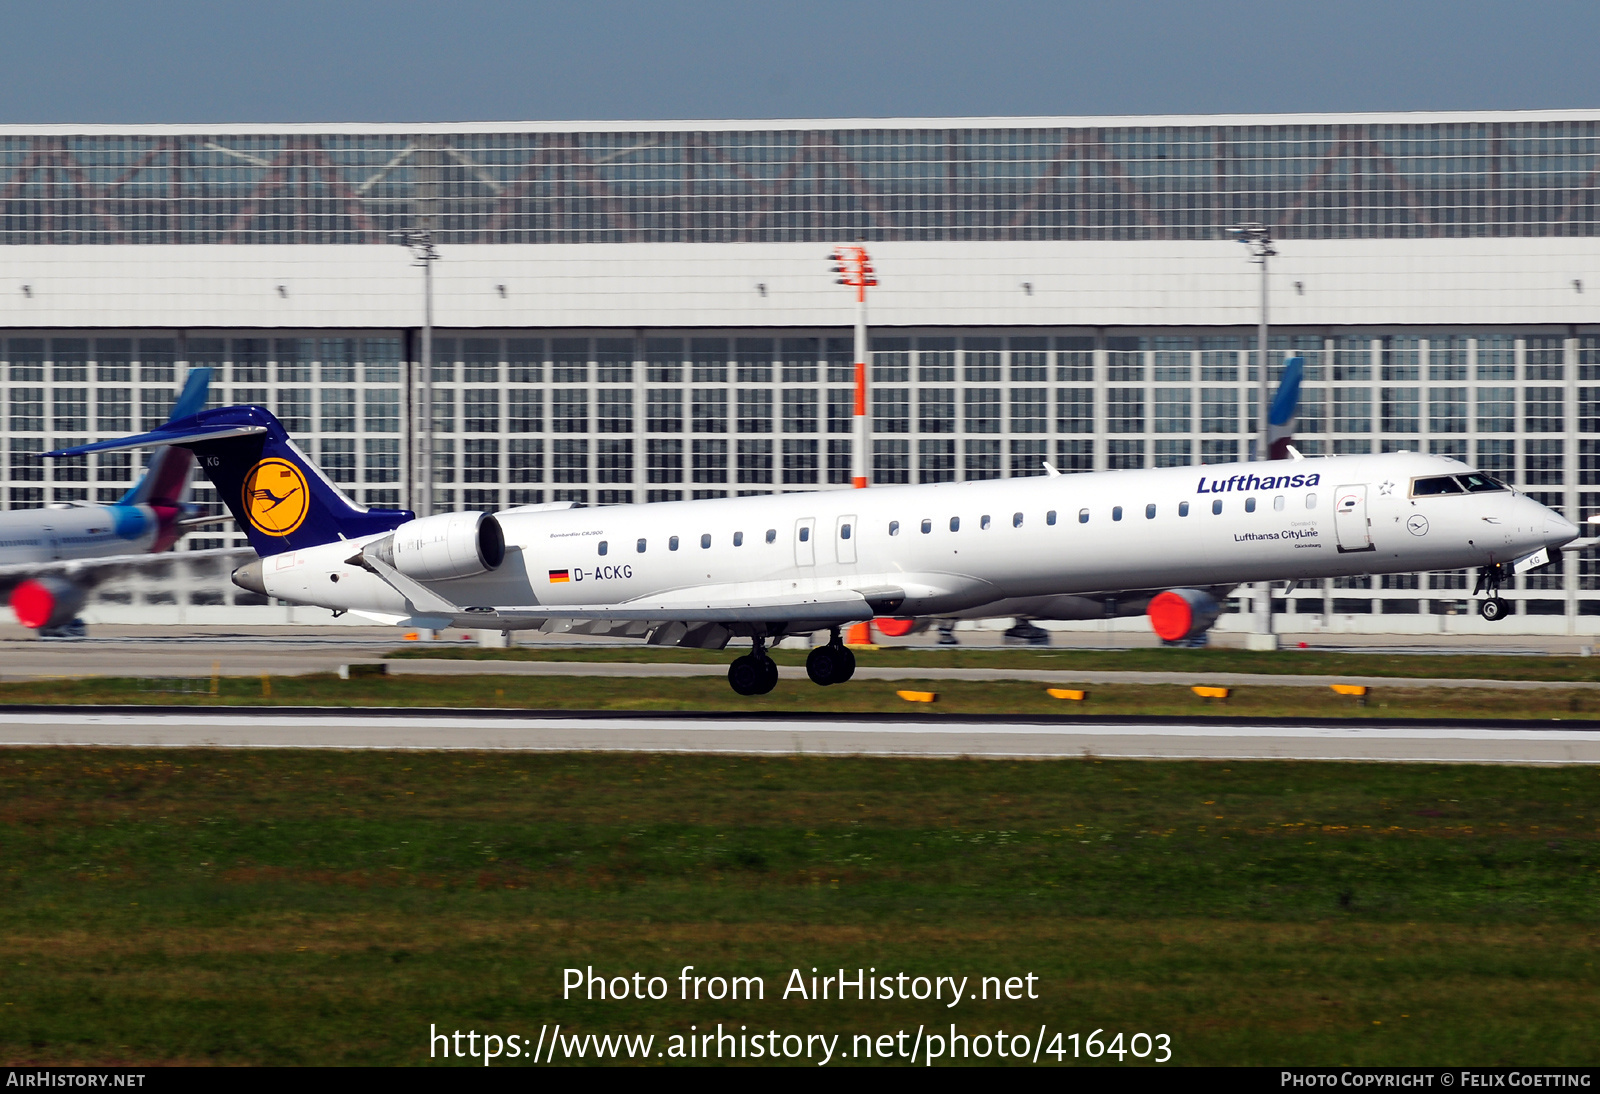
left=0, top=108, right=1598, bottom=137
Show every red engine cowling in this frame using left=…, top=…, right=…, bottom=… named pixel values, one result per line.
left=1147, top=588, right=1222, bottom=642
left=10, top=576, right=88, bottom=631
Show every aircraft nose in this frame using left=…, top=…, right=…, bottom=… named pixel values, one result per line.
left=232, top=559, right=266, bottom=595
left=1543, top=506, right=1578, bottom=547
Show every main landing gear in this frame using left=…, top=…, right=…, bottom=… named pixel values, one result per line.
left=728, top=637, right=780, bottom=696
left=804, top=629, right=857, bottom=687
left=1474, top=563, right=1511, bottom=622
left=727, top=630, right=860, bottom=694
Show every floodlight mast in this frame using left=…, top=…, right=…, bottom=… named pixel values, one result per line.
left=397, top=229, right=440, bottom=517
left=829, top=245, right=877, bottom=489
left=1228, top=222, right=1279, bottom=647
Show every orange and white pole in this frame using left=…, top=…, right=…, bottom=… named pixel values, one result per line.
left=829, top=245, right=875, bottom=489
left=830, top=245, right=877, bottom=646
left=851, top=267, right=869, bottom=489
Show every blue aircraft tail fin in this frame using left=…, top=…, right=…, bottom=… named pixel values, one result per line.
left=1267, top=355, right=1304, bottom=460
left=119, top=366, right=214, bottom=506
left=50, top=403, right=414, bottom=557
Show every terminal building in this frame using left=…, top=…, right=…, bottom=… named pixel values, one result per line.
left=3, top=109, right=1600, bottom=634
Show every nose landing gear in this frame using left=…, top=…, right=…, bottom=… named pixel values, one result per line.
left=804, top=628, right=858, bottom=687
left=728, top=636, right=780, bottom=696
left=1473, top=563, right=1512, bottom=622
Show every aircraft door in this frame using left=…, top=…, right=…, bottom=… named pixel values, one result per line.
left=1334, top=484, right=1375, bottom=553
left=794, top=517, right=816, bottom=566
left=836, top=515, right=857, bottom=564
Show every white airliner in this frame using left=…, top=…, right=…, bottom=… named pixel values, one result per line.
left=53, top=405, right=1576, bottom=692
left=2, top=369, right=248, bottom=636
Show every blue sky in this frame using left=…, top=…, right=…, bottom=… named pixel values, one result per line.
left=8, top=0, right=1597, bottom=123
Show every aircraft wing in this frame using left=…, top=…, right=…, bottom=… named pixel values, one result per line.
left=354, top=548, right=903, bottom=624
left=468, top=588, right=904, bottom=626
left=0, top=546, right=257, bottom=593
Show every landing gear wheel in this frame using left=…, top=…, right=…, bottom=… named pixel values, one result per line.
left=832, top=643, right=856, bottom=682
left=760, top=655, right=779, bottom=693
left=1479, top=597, right=1510, bottom=622
left=729, top=655, right=770, bottom=695
left=806, top=644, right=840, bottom=686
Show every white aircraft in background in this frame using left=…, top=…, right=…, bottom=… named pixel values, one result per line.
left=2, top=369, right=246, bottom=636
left=53, top=398, right=1576, bottom=692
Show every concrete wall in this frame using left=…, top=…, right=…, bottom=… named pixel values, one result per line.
left=0, top=239, right=1596, bottom=331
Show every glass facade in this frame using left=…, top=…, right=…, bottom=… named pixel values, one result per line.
left=9, top=118, right=1600, bottom=243
left=5, top=327, right=1596, bottom=619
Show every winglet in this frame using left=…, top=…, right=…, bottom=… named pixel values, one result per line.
left=1042, top=461, right=1061, bottom=477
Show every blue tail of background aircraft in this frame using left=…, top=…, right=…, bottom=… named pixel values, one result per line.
left=1267, top=355, right=1304, bottom=461
left=118, top=366, right=214, bottom=510
left=49, top=404, right=414, bottom=557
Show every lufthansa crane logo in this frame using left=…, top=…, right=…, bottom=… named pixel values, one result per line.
left=242, top=458, right=309, bottom=537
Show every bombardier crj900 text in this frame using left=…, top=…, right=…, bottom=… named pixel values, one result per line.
left=53, top=405, right=1577, bottom=694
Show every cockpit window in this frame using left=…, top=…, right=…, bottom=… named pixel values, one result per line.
left=1458, top=472, right=1509, bottom=493
left=1411, top=475, right=1466, bottom=497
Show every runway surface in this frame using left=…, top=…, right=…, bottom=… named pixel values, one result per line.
left=1, top=707, right=1597, bottom=763
left=1, top=636, right=1595, bottom=691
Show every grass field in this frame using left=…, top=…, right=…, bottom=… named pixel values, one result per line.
left=386, top=643, right=1600, bottom=683
left=0, top=751, right=1595, bottom=1066
left=2, top=672, right=1600, bottom=721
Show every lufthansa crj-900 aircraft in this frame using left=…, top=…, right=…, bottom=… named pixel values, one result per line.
left=3, top=369, right=244, bottom=636
left=53, top=402, right=1577, bottom=692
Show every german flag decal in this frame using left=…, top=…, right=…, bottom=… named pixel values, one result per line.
left=548, top=569, right=570, bottom=583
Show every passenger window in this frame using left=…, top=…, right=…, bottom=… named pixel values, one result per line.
left=1078, top=509, right=1089, bottom=524
left=1212, top=499, right=1223, bottom=515
left=1178, top=501, right=1189, bottom=517
left=1112, top=506, right=1123, bottom=521
left=1306, top=493, right=1317, bottom=509
left=980, top=515, right=991, bottom=530
left=1046, top=510, right=1057, bottom=525
left=598, top=541, right=608, bottom=556
left=701, top=533, right=712, bottom=548
left=797, top=527, right=809, bottom=543
left=949, top=516, right=960, bottom=532
left=1013, top=512, right=1023, bottom=528
left=1145, top=503, right=1156, bottom=519
left=921, top=519, right=932, bottom=534
left=1273, top=495, right=1285, bottom=511
left=1245, top=497, right=1257, bottom=513
left=840, top=523, right=851, bottom=540
left=636, top=538, right=646, bottom=553
left=669, top=535, right=679, bottom=551
left=733, top=531, right=744, bottom=546
left=765, top=528, right=776, bottom=543
left=889, top=520, right=900, bottom=536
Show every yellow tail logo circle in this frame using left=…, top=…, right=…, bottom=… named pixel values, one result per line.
left=242, top=458, right=310, bottom=537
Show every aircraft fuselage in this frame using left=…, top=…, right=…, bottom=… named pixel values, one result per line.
left=252, top=452, right=1575, bottom=629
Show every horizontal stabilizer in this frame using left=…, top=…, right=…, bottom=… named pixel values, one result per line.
left=46, top=423, right=267, bottom=458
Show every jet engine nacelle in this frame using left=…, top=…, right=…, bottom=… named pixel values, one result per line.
left=10, top=575, right=88, bottom=631
left=1147, top=588, right=1222, bottom=642
left=368, top=510, right=505, bottom=581
left=873, top=617, right=925, bottom=637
